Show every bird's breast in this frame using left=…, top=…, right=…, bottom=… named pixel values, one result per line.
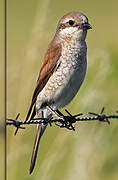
left=36, top=41, right=87, bottom=110
left=51, top=52, right=87, bottom=109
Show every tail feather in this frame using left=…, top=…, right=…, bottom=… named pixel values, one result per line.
left=29, top=109, right=52, bottom=174
left=29, top=123, right=47, bottom=174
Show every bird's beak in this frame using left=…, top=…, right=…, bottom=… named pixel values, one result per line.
left=83, top=23, right=92, bottom=30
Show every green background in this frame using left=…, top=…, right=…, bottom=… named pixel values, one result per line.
left=3, top=0, right=118, bottom=179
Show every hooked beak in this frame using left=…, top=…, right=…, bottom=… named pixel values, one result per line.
left=82, top=22, right=92, bottom=30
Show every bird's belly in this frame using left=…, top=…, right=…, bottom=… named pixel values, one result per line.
left=52, top=63, right=86, bottom=109
left=36, top=58, right=86, bottom=111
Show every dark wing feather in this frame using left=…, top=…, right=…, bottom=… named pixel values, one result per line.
left=25, top=42, right=61, bottom=121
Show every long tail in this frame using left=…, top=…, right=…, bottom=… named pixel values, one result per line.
left=29, top=111, right=47, bottom=174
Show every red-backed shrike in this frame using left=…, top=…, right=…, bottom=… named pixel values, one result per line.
left=25, top=11, right=92, bottom=174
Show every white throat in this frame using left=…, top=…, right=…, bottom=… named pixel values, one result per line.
left=60, top=27, right=87, bottom=42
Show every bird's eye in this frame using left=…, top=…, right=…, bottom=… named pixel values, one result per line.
left=68, top=20, right=75, bottom=26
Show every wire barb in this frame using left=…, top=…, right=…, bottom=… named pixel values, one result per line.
left=6, top=113, right=25, bottom=135
left=89, top=107, right=110, bottom=125
left=6, top=107, right=118, bottom=134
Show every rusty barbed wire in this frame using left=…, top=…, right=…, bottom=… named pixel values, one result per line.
left=6, top=107, right=118, bottom=135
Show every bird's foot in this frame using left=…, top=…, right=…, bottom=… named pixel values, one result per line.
left=55, top=109, right=83, bottom=131
left=47, top=106, right=83, bottom=131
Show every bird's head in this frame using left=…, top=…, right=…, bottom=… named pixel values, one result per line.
left=56, top=12, right=92, bottom=42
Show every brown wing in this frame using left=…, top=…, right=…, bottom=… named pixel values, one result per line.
left=25, top=41, right=62, bottom=121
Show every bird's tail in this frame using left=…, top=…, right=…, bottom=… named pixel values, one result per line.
left=29, top=110, right=52, bottom=174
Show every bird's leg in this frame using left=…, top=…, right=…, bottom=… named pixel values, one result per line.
left=46, top=106, right=66, bottom=127
left=47, top=106, right=81, bottom=131
left=46, top=106, right=75, bottom=130
left=56, top=109, right=64, bottom=116
left=46, top=106, right=62, bottom=119
left=55, top=109, right=71, bottom=128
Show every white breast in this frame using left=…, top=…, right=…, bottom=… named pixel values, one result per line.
left=36, top=41, right=87, bottom=111
left=51, top=56, right=87, bottom=110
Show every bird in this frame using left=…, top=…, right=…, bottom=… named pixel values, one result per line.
left=25, top=11, right=92, bottom=174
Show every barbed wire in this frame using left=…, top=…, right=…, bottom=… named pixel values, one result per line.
left=6, top=107, right=118, bottom=135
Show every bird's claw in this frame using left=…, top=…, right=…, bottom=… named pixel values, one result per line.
left=55, top=109, right=80, bottom=131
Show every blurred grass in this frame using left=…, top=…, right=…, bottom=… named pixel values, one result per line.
left=2, top=0, right=118, bottom=179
